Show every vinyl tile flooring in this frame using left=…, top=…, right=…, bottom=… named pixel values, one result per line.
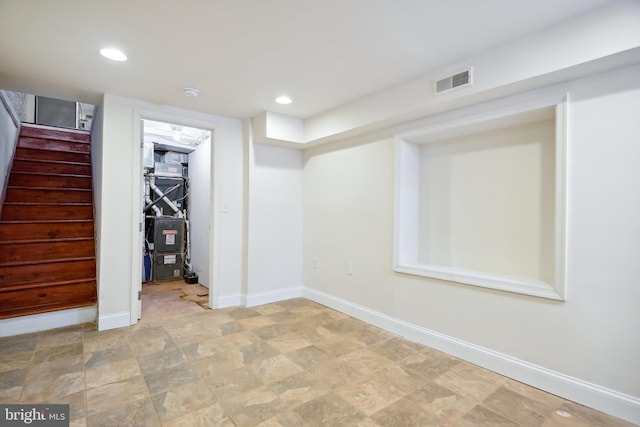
left=0, top=282, right=634, bottom=426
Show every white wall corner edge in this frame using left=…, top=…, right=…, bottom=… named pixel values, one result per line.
left=98, top=311, right=131, bottom=331
left=302, top=287, right=640, bottom=425
left=243, top=287, right=303, bottom=308
left=0, top=306, right=97, bottom=337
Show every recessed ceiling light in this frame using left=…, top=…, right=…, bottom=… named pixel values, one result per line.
left=100, top=48, right=127, bottom=61
left=275, top=95, right=292, bottom=105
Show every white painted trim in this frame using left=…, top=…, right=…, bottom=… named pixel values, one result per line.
left=302, top=287, right=640, bottom=425
left=0, top=306, right=97, bottom=337
left=394, top=93, right=568, bottom=301
left=216, top=294, right=243, bottom=309
left=243, top=287, right=303, bottom=308
left=98, top=311, right=131, bottom=331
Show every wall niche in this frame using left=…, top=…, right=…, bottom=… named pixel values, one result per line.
left=394, top=95, right=567, bottom=300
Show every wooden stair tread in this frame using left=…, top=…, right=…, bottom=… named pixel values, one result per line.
left=12, top=158, right=91, bottom=166
left=10, top=171, right=91, bottom=178
left=0, top=278, right=97, bottom=293
left=0, top=236, right=94, bottom=245
left=0, top=255, right=95, bottom=268
left=20, top=125, right=91, bottom=143
left=3, top=202, right=93, bottom=206
left=8, top=186, right=92, bottom=191
left=0, top=219, right=93, bottom=224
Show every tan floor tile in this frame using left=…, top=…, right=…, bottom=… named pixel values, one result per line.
left=435, top=360, right=503, bottom=403
left=150, top=379, right=216, bottom=422
left=336, top=377, right=406, bottom=416
left=402, top=348, right=461, bottom=380
left=83, top=329, right=130, bottom=353
left=307, top=359, right=368, bottom=389
left=457, top=404, right=520, bottom=427
left=294, top=392, right=366, bottom=427
left=224, top=386, right=286, bottom=427
left=0, top=386, right=22, bottom=402
left=255, top=411, right=310, bottom=427
left=69, top=418, right=87, bottom=427
left=204, top=366, right=263, bottom=401
left=237, top=340, right=280, bottom=364
left=160, top=403, right=234, bottom=427
left=0, top=367, right=27, bottom=391
left=542, top=402, right=637, bottom=427
left=85, top=357, right=142, bottom=389
left=137, top=347, right=186, bottom=376
left=267, top=333, right=313, bottom=353
left=253, top=323, right=295, bottom=340
left=2, top=286, right=633, bottom=427
left=285, top=344, right=331, bottom=369
left=314, top=335, right=365, bottom=357
left=251, top=354, right=305, bottom=384
left=32, top=342, right=83, bottom=363
left=143, top=362, right=199, bottom=395
left=238, top=315, right=277, bottom=330
left=268, top=370, right=332, bottom=409
left=129, top=334, right=177, bottom=357
left=87, top=397, right=160, bottom=427
left=188, top=351, right=245, bottom=378
left=368, top=364, right=427, bottom=394
left=36, top=326, right=88, bottom=349
left=404, top=382, right=476, bottom=423
left=482, top=386, right=555, bottom=426
left=85, top=375, right=149, bottom=416
left=371, top=396, right=442, bottom=427
left=370, top=337, right=419, bottom=362
left=339, top=348, right=397, bottom=376
left=22, top=356, right=84, bottom=402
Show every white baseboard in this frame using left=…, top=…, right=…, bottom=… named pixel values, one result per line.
left=243, top=287, right=303, bottom=308
left=303, top=287, right=640, bottom=425
left=215, top=293, right=242, bottom=309
left=98, top=311, right=131, bottom=331
left=0, top=306, right=97, bottom=337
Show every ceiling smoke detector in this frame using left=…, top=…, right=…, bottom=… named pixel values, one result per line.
left=183, top=87, right=200, bottom=98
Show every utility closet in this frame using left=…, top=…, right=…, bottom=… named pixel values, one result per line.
left=141, top=119, right=210, bottom=284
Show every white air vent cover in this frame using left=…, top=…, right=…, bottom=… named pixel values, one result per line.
left=435, top=67, right=473, bottom=95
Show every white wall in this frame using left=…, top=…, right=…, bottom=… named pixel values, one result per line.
left=96, top=94, right=243, bottom=327
left=0, top=90, right=20, bottom=209
left=418, top=119, right=556, bottom=280
left=304, top=0, right=640, bottom=144
left=245, top=143, right=303, bottom=305
left=188, top=138, right=211, bottom=287
left=303, top=64, right=640, bottom=422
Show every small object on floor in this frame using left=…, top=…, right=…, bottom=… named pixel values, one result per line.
left=184, top=273, right=199, bottom=284
left=197, top=293, right=209, bottom=297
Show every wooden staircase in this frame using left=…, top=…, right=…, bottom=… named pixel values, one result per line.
left=0, top=124, right=97, bottom=319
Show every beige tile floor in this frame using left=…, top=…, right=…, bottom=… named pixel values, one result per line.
left=0, top=281, right=634, bottom=427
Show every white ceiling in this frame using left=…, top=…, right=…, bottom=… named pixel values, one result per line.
left=0, top=0, right=614, bottom=120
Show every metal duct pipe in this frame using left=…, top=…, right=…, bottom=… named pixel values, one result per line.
left=149, top=177, right=184, bottom=218
left=145, top=177, right=162, bottom=217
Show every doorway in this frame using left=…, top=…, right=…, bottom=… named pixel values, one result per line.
left=137, top=118, right=213, bottom=319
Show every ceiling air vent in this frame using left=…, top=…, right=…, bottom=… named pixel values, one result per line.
left=435, top=67, right=473, bottom=95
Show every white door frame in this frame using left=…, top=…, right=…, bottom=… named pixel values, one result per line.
left=130, top=108, right=218, bottom=322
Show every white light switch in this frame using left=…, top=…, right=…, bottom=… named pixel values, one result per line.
left=347, top=262, right=354, bottom=275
